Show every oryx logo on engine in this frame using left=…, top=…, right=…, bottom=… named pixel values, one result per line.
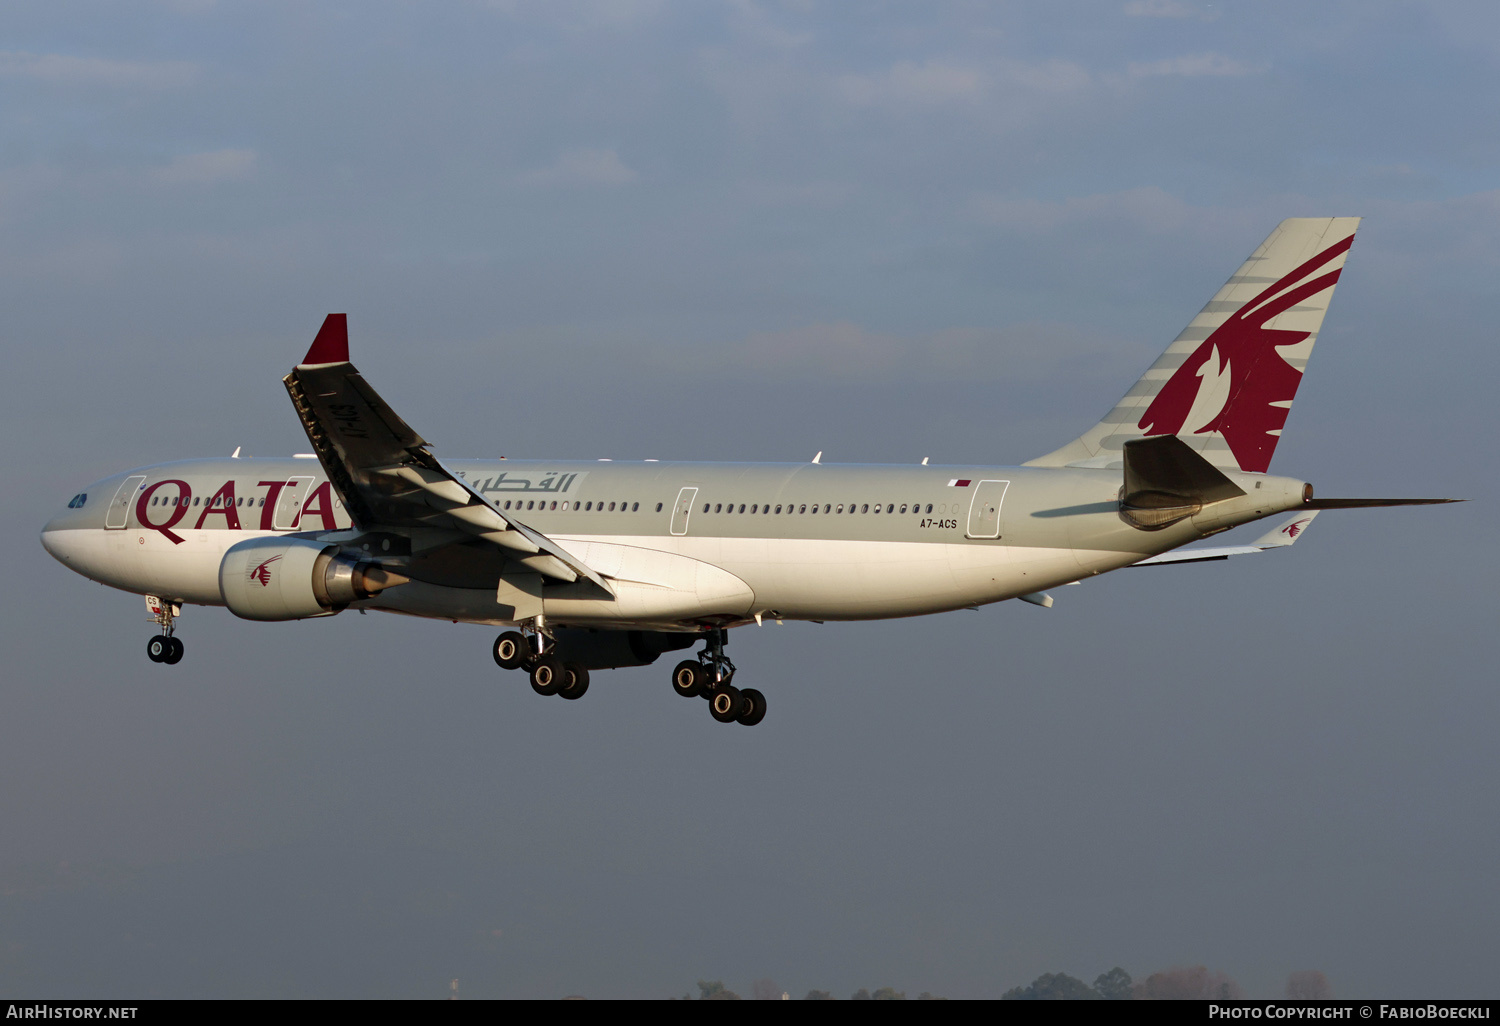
left=248, top=555, right=281, bottom=586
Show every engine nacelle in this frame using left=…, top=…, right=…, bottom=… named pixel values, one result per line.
left=219, top=537, right=406, bottom=622
left=552, top=628, right=697, bottom=670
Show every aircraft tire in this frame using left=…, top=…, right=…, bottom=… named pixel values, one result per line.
left=493, top=631, right=528, bottom=670
left=559, top=664, right=590, bottom=701
left=736, top=688, right=766, bottom=727
left=163, top=638, right=184, bottom=665
left=671, top=660, right=705, bottom=698
left=708, top=685, right=742, bottom=723
left=147, top=636, right=169, bottom=663
left=529, top=656, right=564, bottom=696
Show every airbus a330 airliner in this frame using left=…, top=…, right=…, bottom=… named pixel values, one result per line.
left=41, top=218, right=1456, bottom=726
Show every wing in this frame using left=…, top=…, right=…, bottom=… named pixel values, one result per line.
left=281, top=314, right=612, bottom=594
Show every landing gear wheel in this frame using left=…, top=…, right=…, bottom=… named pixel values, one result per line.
left=671, top=660, right=706, bottom=698
left=529, top=655, right=564, bottom=696
left=163, top=637, right=184, bottom=665
left=709, top=685, right=743, bottom=723
left=559, top=664, right=590, bottom=701
left=147, top=636, right=169, bottom=663
left=735, top=687, right=766, bottom=727
left=493, top=631, right=528, bottom=670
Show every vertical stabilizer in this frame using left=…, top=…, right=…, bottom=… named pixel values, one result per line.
left=1027, top=217, right=1360, bottom=472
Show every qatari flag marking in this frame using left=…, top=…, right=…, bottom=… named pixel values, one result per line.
left=947, top=479, right=971, bottom=487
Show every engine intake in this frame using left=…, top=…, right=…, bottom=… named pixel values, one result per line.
left=219, top=537, right=408, bottom=621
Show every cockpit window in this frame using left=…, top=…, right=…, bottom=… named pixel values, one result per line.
left=67, top=493, right=87, bottom=508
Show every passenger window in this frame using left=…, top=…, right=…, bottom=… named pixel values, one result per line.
left=836, top=504, right=844, bottom=513
left=738, top=504, right=745, bottom=514
left=750, top=504, right=758, bottom=514
left=873, top=504, right=881, bottom=514
left=887, top=504, right=894, bottom=513
left=608, top=502, right=615, bottom=511
left=526, top=500, right=535, bottom=510
left=713, top=503, right=721, bottom=513
left=773, top=505, right=781, bottom=514
left=799, top=504, right=806, bottom=514
left=632, top=502, right=639, bottom=512
left=900, top=504, right=907, bottom=513
left=861, top=504, right=868, bottom=514
left=655, top=502, right=663, bottom=512
left=925, top=503, right=932, bottom=514
left=550, top=501, right=558, bottom=510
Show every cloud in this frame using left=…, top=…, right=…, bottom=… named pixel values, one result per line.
left=837, top=59, right=986, bottom=106
left=518, top=148, right=638, bottom=187
left=481, top=0, right=665, bottom=30
left=1125, top=52, right=1264, bottom=79
left=0, top=51, right=198, bottom=89
left=974, top=185, right=1203, bottom=233
left=681, top=320, right=1134, bottom=383
left=1123, top=0, right=1202, bottom=17
left=727, top=0, right=812, bottom=50
left=149, top=149, right=257, bottom=186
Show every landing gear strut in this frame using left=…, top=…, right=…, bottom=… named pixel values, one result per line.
left=669, top=628, right=766, bottom=726
left=492, top=617, right=589, bottom=701
left=145, top=595, right=183, bottom=665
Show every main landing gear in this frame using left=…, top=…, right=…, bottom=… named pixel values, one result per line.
left=144, top=595, right=183, bottom=665
left=670, top=628, right=765, bottom=727
left=492, top=618, right=589, bottom=701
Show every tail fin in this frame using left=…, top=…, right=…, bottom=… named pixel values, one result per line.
left=1027, top=217, right=1361, bottom=473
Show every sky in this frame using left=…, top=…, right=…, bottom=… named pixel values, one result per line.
left=2, top=0, right=1497, bottom=1000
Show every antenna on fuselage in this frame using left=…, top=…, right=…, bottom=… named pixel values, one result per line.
left=921, top=457, right=929, bottom=465
left=231, top=446, right=241, bottom=458
left=811, top=451, right=822, bottom=464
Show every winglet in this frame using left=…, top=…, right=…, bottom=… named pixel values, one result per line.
left=302, top=314, right=349, bottom=365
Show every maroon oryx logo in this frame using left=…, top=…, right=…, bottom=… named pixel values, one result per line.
left=1138, top=234, right=1354, bottom=474
left=1281, top=518, right=1312, bottom=539
left=248, top=555, right=282, bottom=586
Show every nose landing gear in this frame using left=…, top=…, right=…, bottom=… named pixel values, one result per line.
left=144, top=595, right=184, bottom=665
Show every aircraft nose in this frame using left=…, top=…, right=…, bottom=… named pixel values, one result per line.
left=40, top=516, right=69, bottom=562
left=40, top=512, right=92, bottom=568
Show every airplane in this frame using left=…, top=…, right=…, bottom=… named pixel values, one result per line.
left=41, top=217, right=1458, bottom=726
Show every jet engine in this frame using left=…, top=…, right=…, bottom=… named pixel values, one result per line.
left=219, top=537, right=408, bottom=621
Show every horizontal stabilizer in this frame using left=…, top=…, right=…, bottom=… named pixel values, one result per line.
left=1133, top=510, right=1318, bottom=566
left=1302, top=497, right=1463, bottom=508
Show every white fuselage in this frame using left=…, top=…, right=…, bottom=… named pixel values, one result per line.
left=42, top=456, right=1307, bottom=631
